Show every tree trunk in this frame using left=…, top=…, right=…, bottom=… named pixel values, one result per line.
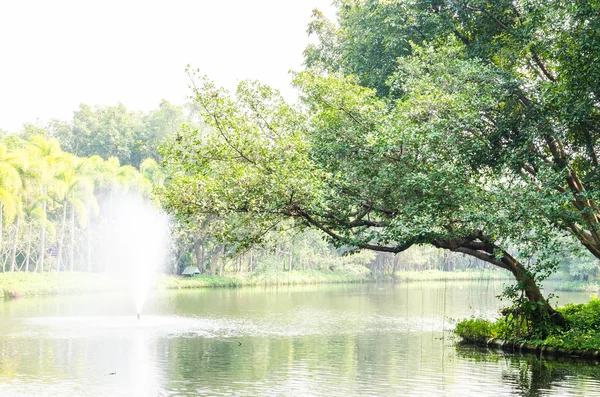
left=434, top=237, right=567, bottom=326
left=194, top=238, right=203, bottom=273
left=105, top=191, right=113, bottom=270
left=391, top=254, right=398, bottom=280
left=69, top=197, right=75, bottom=272
left=87, top=203, right=92, bottom=272
left=210, top=245, right=222, bottom=275
left=200, top=241, right=205, bottom=274
left=39, top=186, right=47, bottom=272
left=249, top=249, right=253, bottom=272
left=0, top=204, right=3, bottom=272
left=56, top=202, right=67, bottom=271
left=10, top=216, right=20, bottom=272
left=25, top=222, right=32, bottom=272
left=504, top=254, right=561, bottom=319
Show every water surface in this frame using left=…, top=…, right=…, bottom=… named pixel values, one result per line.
left=0, top=280, right=598, bottom=396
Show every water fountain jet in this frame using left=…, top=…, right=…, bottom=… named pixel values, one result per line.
left=108, top=193, right=170, bottom=321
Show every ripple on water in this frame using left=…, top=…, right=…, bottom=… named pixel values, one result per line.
left=16, top=308, right=453, bottom=340
left=2, top=284, right=600, bottom=397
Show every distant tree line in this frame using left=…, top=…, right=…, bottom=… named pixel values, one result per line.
left=0, top=134, right=160, bottom=273
left=14, top=100, right=199, bottom=169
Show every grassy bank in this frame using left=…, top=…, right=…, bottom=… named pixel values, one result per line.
left=454, top=296, right=600, bottom=356
left=0, top=270, right=369, bottom=298
left=0, top=269, right=509, bottom=299
left=555, top=280, right=600, bottom=292
left=391, top=269, right=509, bottom=282
left=0, top=272, right=129, bottom=298
left=159, top=269, right=368, bottom=290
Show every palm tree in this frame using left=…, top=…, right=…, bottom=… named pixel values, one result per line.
left=0, top=144, right=22, bottom=271
left=27, top=136, right=64, bottom=272
left=68, top=160, right=95, bottom=272
left=22, top=202, right=44, bottom=272
left=140, top=158, right=166, bottom=189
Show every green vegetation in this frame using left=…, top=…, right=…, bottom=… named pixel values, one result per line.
left=2, top=1, right=600, bottom=340
left=455, top=296, right=600, bottom=353
left=0, top=272, right=127, bottom=298
left=0, top=135, right=156, bottom=274
left=157, top=274, right=243, bottom=289
left=0, top=270, right=369, bottom=298
left=392, top=269, right=508, bottom=282
left=21, top=100, right=195, bottom=169
left=556, top=281, right=600, bottom=293
left=158, top=270, right=367, bottom=290
left=0, top=268, right=510, bottom=299
left=454, top=318, right=496, bottom=345
left=159, top=0, right=600, bottom=327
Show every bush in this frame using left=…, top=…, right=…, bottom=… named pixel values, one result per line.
left=454, top=318, right=495, bottom=344
left=455, top=296, right=600, bottom=352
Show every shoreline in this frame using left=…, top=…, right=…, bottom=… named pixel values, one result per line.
left=555, top=280, right=600, bottom=293
left=454, top=297, right=600, bottom=361
left=458, top=338, right=600, bottom=361
left=0, top=269, right=508, bottom=299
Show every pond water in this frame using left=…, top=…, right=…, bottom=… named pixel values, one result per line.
left=0, top=280, right=598, bottom=396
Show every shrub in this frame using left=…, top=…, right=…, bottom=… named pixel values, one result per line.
left=454, top=318, right=495, bottom=344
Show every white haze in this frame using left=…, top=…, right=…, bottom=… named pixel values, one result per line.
left=0, top=0, right=336, bottom=132
left=103, top=193, right=170, bottom=315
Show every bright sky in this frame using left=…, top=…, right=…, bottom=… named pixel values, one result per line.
left=0, top=0, right=335, bottom=132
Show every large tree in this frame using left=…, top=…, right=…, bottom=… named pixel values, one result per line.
left=160, top=1, right=600, bottom=325
left=306, top=0, right=600, bottom=262
left=159, top=73, right=564, bottom=324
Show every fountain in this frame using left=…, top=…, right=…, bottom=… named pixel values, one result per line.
left=110, top=193, right=170, bottom=320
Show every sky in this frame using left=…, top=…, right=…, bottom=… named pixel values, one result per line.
left=0, top=0, right=336, bottom=132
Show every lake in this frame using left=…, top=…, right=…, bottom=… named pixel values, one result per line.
left=0, top=280, right=598, bottom=396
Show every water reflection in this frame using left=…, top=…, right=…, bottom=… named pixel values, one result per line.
left=455, top=344, right=600, bottom=397
left=0, top=281, right=598, bottom=396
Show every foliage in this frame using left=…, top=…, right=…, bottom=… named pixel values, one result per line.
left=158, top=274, right=242, bottom=289
left=308, top=0, right=600, bottom=265
left=0, top=135, right=154, bottom=273
left=392, top=269, right=508, bottom=282
left=454, top=318, right=496, bottom=344
left=555, top=281, right=600, bottom=292
left=242, top=269, right=366, bottom=286
left=159, top=62, right=568, bottom=324
left=0, top=269, right=375, bottom=298
left=33, top=100, right=194, bottom=168
left=159, top=1, right=600, bottom=327
left=455, top=296, right=600, bottom=351
left=0, top=272, right=129, bottom=298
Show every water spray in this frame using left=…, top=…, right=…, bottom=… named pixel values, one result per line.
left=108, top=193, right=169, bottom=326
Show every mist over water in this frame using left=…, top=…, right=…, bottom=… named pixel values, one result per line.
left=103, top=193, right=170, bottom=316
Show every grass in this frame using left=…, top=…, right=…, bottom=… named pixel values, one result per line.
left=454, top=295, right=600, bottom=352
left=555, top=280, right=600, bottom=292
left=159, top=269, right=368, bottom=290
left=157, top=274, right=243, bottom=289
left=0, top=270, right=368, bottom=298
left=0, top=268, right=509, bottom=299
left=0, top=272, right=128, bottom=298
left=392, top=269, right=509, bottom=281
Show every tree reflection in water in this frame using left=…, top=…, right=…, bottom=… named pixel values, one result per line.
left=455, top=344, right=600, bottom=397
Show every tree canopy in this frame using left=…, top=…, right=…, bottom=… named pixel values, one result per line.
left=29, top=100, right=190, bottom=169
left=159, top=1, right=600, bottom=324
